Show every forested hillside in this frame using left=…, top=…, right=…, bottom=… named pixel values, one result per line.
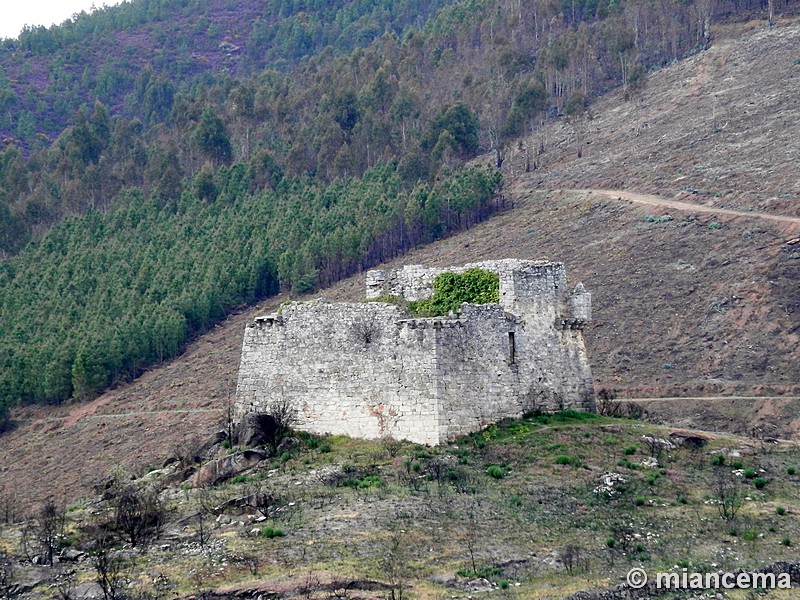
left=0, top=0, right=791, bottom=422
left=2, top=0, right=788, bottom=254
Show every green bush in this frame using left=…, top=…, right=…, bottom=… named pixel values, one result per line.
left=711, top=454, right=726, bottom=466
left=318, top=442, right=332, bottom=453
left=555, top=455, right=572, bottom=465
left=486, top=465, right=507, bottom=479
left=229, top=475, right=249, bottom=484
left=753, top=477, right=768, bottom=489
left=787, top=466, right=796, bottom=476
left=624, top=445, right=637, bottom=456
left=635, top=496, right=646, bottom=506
left=743, top=467, right=756, bottom=479
left=731, top=460, right=744, bottom=469
left=708, top=221, right=722, bottom=229
left=261, top=527, right=285, bottom=538
left=356, top=475, right=383, bottom=489
left=606, top=537, right=615, bottom=548
left=742, top=530, right=758, bottom=542
left=782, top=537, right=792, bottom=547
left=776, top=506, right=787, bottom=516
left=301, top=433, right=319, bottom=449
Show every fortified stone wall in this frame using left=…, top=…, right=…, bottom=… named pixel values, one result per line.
left=236, top=260, right=595, bottom=445
left=236, top=302, right=443, bottom=444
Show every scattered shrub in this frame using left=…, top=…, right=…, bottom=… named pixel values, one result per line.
left=782, top=537, right=792, bottom=547
left=708, top=221, right=721, bottom=229
left=776, top=506, right=787, bottom=516
left=356, top=475, right=383, bottom=489
left=743, top=468, right=756, bottom=479
left=555, top=455, right=572, bottom=465
left=753, top=477, right=767, bottom=489
left=261, top=527, right=285, bottom=538
left=635, top=496, right=646, bottom=506
left=742, top=530, right=758, bottom=542
left=221, top=439, right=231, bottom=449
left=318, top=442, right=332, bottom=453
left=624, top=445, right=637, bottom=456
left=229, top=475, right=249, bottom=484
left=300, top=433, right=319, bottom=449
left=711, top=454, right=726, bottom=467
left=486, top=465, right=507, bottom=479
left=787, top=466, right=796, bottom=476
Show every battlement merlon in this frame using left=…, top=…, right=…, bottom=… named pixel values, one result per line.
left=365, top=260, right=590, bottom=322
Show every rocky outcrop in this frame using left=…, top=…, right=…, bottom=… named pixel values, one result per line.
left=192, top=450, right=268, bottom=487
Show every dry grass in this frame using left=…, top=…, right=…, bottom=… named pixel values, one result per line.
left=3, top=413, right=800, bottom=598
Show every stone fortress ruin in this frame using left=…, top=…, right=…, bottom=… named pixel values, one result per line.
left=235, top=260, right=595, bottom=445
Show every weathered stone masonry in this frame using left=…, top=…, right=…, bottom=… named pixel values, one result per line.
left=235, top=260, right=595, bottom=445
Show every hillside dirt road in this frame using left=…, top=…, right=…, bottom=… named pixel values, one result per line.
left=581, top=189, right=800, bottom=227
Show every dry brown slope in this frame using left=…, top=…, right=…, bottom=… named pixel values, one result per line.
left=501, top=19, right=800, bottom=218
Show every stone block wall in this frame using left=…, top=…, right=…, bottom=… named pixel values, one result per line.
left=236, top=260, right=595, bottom=445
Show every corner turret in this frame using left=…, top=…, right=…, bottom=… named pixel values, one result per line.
left=569, top=282, right=591, bottom=323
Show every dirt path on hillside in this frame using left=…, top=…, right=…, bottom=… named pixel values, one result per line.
left=623, top=396, right=800, bottom=402
left=580, top=189, right=800, bottom=227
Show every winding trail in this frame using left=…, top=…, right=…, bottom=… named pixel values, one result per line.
left=579, top=189, right=800, bottom=227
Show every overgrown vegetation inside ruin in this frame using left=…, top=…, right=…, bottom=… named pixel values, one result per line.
left=369, top=267, right=500, bottom=317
